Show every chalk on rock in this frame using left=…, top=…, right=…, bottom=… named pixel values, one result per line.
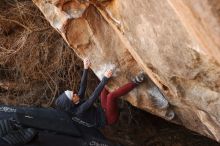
left=96, top=63, right=119, bottom=79
left=148, top=86, right=169, bottom=109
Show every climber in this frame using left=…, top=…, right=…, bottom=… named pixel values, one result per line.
left=55, top=58, right=145, bottom=127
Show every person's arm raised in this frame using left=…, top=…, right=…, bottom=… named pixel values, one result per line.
left=78, top=58, right=91, bottom=99
left=75, top=69, right=113, bottom=114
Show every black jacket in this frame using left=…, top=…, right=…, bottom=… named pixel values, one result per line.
left=55, top=69, right=108, bottom=128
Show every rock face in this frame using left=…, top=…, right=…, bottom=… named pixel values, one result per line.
left=33, top=0, right=220, bottom=142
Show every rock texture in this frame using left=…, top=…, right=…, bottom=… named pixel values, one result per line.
left=33, top=0, right=220, bottom=142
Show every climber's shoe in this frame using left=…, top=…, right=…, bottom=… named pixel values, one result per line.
left=2, top=128, right=37, bottom=145
left=0, top=120, right=13, bottom=137
left=132, top=72, right=145, bottom=84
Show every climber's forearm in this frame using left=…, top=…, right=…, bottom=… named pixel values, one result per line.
left=78, top=69, right=88, bottom=99
left=76, top=77, right=109, bottom=114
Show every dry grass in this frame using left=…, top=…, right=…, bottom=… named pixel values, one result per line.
left=0, top=0, right=98, bottom=107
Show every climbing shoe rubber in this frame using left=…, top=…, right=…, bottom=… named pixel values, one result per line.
left=132, top=72, right=145, bottom=84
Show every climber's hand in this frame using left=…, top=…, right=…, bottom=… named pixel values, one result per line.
left=84, top=58, right=91, bottom=69
left=104, top=69, right=113, bottom=78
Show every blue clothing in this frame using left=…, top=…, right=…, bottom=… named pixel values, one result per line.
left=55, top=69, right=108, bottom=128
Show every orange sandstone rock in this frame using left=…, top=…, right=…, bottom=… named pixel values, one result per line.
left=33, top=0, right=220, bottom=142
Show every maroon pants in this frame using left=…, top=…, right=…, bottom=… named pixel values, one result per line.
left=100, top=82, right=137, bottom=125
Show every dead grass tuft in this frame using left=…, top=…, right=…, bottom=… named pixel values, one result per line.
left=0, top=0, right=98, bottom=107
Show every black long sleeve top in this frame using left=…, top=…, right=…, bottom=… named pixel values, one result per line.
left=55, top=69, right=108, bottom=127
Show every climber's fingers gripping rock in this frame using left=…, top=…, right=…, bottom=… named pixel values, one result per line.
left=104, top=69, right=113, bottom=78
left=83, top=58, right=91, bottom=69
